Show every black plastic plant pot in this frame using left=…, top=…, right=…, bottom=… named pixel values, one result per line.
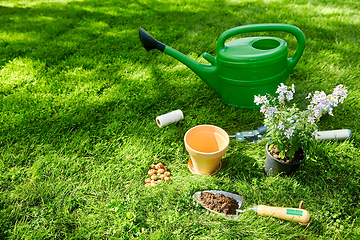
left=264, top=142, right=306, bottom=177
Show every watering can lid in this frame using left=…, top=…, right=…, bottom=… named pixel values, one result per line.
left=217, top=37, right=288, bottom=63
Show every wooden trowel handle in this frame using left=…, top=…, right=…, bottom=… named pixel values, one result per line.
left=256, top=205, right=311, bottom=223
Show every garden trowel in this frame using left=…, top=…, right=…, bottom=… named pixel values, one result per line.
left=193, top=190, right=311, bottom=224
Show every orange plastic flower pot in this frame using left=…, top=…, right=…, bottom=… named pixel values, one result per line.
left=184, top=125, right=229, bottom=175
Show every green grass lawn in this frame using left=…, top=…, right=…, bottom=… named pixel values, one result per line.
left=1, top=0, right=359, bottom=239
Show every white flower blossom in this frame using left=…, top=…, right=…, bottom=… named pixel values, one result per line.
left=254, top=95, right=262, bottom=105
left=276, top=83, right=287, bottom=94
left=286, top=91, right=293, bottom=101
left=260, top=105, right=266, bottom=113
left=284, top=128, right=293, bottom=139
left=278, top=121, right=285, bottom=130
left=308, top=115, right=315, bottom=123
left=278, top=93, right=285, bottom=102
left=264, top=106, right=278, bottom=119
left=254, top=95, right=269, bottom=106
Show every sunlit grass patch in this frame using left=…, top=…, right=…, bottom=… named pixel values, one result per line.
left=0, top=0, right=84, bottom=7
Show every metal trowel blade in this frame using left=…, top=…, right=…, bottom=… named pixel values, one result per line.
left=193, top=190, right=243, bottom=220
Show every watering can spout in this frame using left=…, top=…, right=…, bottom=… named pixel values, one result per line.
left=139, top=27, right=219, bottom=95
left=139, top=27, right=166, bottom=52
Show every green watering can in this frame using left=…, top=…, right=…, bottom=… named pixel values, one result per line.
left=139, top=24, right=305, bottom=108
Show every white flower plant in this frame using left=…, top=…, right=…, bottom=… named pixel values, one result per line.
left=254, top=83, right=348, bottom=162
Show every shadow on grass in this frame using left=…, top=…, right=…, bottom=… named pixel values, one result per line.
left=1, top=0, right=359, bottom=135
left=221, top=146, right=265, bottom=179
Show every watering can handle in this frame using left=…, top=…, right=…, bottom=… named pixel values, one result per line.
left=217, top=24, right=306, bottom=73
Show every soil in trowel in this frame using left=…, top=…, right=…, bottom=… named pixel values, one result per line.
left=199, top=192, right=239, bottom=215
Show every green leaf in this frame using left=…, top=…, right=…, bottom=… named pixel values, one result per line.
left=279, top=150, right=286, bottom=159
left=269, top=144, right=274, bottom=151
